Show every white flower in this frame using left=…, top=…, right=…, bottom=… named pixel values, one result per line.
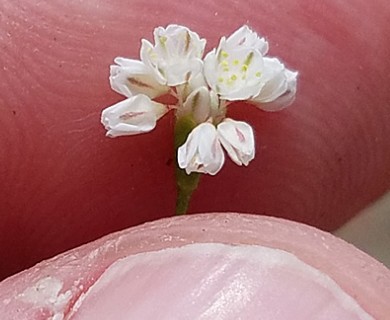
left=177, top=118, right=255, bottom=174
left=204, top=45, right=264, bottom=101
left=103, top=24, right=298, bottom=180
left=204, top=25, right=298, bottom=109
left=217, top=118, right=255, bottom=166
left=178, top=123, right=225, bottom=175
left=251, top=58, right=298, bottom=111
left=140, top=24, right=206, bottom=86
left=101, top=94, right=168, bottom=137
left=203, top=25, right=268, bottom=101
left=223, top=25, right=269, bottom=55
left=179, top=86, right=211, bottom=124
left=109, top=57, right=170, bottom=99
left=177, top=85, right=220, bottom=124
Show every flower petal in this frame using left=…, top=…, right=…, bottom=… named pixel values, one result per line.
left=154, top=24, right=206, bottom=59
left=179, top=86, right=211, bottom=124
left=251, top=58, right=298, bottom=111
left=139, top=39, right=167, bottom=85
left=259, top=69, right=298, bottom=111
left=224, top=25, right=269, bottom=55
left=253, top=58, right=287, bottom=102
left=217, top=119, right=255, bottom=166
left=176, top=72, right=208, bottom=102
left=140, top=25, right=206, bottom=86
left=110, top=58, right=169, bottom=99
left=164, top=58, right=203, bottom=86
left=203, top=49, right=218, bottom=89
left=178, top=123, right=225, bottom=175
left=101, top=94, right=168, bottom=137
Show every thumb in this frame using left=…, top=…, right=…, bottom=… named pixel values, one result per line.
left=0, top=213, right=388, bottom=319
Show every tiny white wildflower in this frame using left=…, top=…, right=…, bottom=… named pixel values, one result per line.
left=101, top=24, right=298, bottom=214
left=109, top=57, right=170, bottom=99
left=204, top=25, right=297, bottom=108
left=179, top=86, right=212, bottom=124
left=177, top=122, right=225, bottom=175
left=217, top=118, right=255, bottom=166
left=101, top=94, right=168, bottom=137
left=204, top=45, right=264, bottom=101
left=140, top=24, right=206, bottom=86
left=177, top=118, right=255, bottom=174
left=251, top=59, right=298, bottom=111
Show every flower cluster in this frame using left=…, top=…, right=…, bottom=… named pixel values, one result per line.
left=101, top=25, right=297, bottom=175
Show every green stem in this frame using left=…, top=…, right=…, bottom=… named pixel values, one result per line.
left=175, top=169, right=200, bottom=215
left=174, top=115, right=201, bottom=215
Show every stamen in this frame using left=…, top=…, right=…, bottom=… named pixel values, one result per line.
left=244, top=52, right=254, bottom=66
left=221, top=60, right=230, bottom=73
left=150, top=53, right=158, bottom=59
left=159, top=36, right=167, bottom=48
left=221, top=50, right=229, bottom=58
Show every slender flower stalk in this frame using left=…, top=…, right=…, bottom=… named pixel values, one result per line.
left=100, top=24, right=298, bottom=215
left=174, top=115, right=200, bottom=215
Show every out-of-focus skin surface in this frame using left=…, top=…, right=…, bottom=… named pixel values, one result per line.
left=335, top=190, right=390, bottom=268
left=0, top=213, right=389, bottom=319
left=0, top=0, right=389, bottom=280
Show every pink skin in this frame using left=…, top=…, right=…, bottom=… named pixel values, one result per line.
left=0, top=213, right=389, bottom=319
left=1, top=0, right=390, bottom=281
